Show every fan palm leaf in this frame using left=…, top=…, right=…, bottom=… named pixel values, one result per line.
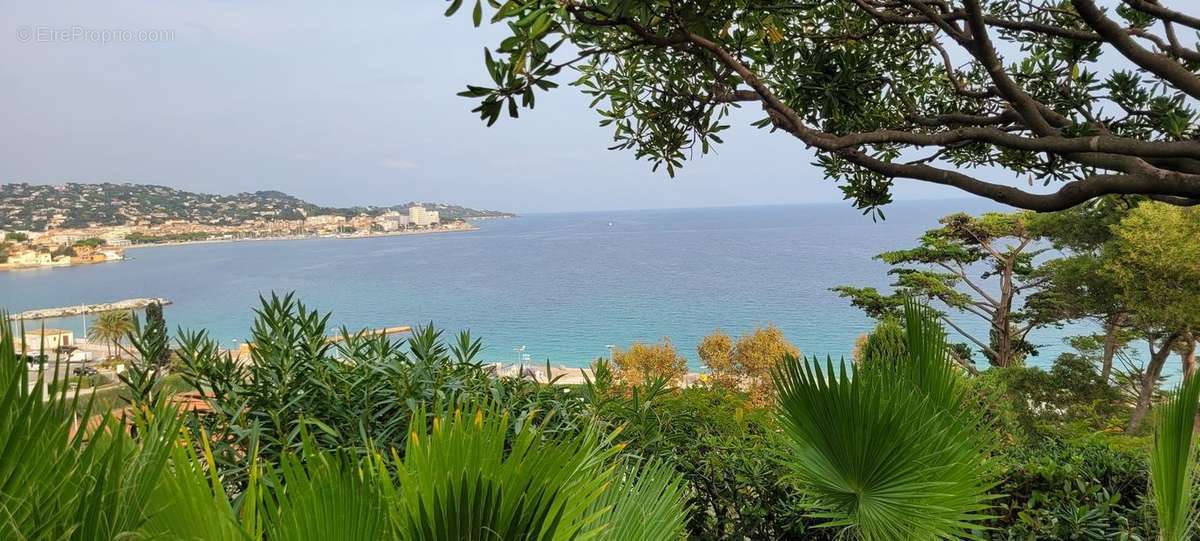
left=773, top=300, right=994, bottom=540
left=391, top=408, right=617, bottom=541
left=263, top=447, right=396, bottom=540
left=588, top=459, right=688, bottom=541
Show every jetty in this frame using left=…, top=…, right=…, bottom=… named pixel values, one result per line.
left=13, top=298, right=172, bottom=320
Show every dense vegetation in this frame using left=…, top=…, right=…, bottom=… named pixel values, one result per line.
left=838, top=200, right=1200, bottom=433
left=6, top=281, right=1200, bottom=538
left=0, top=182, right=513, bottom=231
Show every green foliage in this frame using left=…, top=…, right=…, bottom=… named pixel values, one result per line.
left=859, top=316, right=907, bottom=368
left=88, top=309, right=134, bottom=359
left=1105, top=203, right=1200, bottom=335
left=984, top=353, right=1125, bottom=435
left=0, top=313, right=190, bottom=540
left=119, top=308, right=173, bottom=412
left=593, top=384, right=827, bottom=539
left=774, top=301, right=995, bottom=538
left=990, top=437, right=1153, bottom=540
left=0, top=311, right=687, bottom=540
left=177, top=292, right=591, bottom=488
left=837, top=211, right=1043, bottom=368
left=438, top=0, right=1200, bottom=211
left=143, top=301, right=170, bottom=366
left=1150, top=373, right=1200, bottom=541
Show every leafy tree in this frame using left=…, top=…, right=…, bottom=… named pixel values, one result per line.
left=441, top=0, right=1200, bottom=214
left=1024, top=198, right=1133, bottom=382
left=5, top=232, right=28, bottom=242
left=611, top=338, right=688, bottom=388
left=697, top=325, right=799, bottom=405
left=1105, top=203, right=1200, bottom=431
left=143, top=301, right=170, bottom=367
left=836, top=212, right=1043, bottom=368
left=87, top=310, right=134, bottom=359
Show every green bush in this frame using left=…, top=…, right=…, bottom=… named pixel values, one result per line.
left=989, top=436, right=1154, bottom=540
left=591, top=383, right=832, bottom=540
left=174, top=293, right=590, bottom=487
left=981, top=352, right=1125, bottom=436
left=859, top=316, right=907, bottom=368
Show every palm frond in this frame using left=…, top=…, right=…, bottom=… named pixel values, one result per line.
left=139, top=430, right=248, bottom=541
left=773, top=301, right=994, bottom=540
left=1151, top=372, right=1200, bottom=541
left=392, top=407, right=617, bottom=541
left=265, top=447, right=395, bottom=540
left=590, top=459, right=688, bottom=541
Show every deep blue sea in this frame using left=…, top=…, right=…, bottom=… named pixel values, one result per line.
left=1, top=200, right=1104, bottom=369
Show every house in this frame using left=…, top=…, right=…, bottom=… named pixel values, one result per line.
left=18, top=328, right=74, bottom=351
left=8, top=250, right=53, bottom=267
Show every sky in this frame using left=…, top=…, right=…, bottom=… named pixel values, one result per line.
left=1, top=0, right=985, bottom=213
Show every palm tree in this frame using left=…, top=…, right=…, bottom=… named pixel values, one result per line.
left=773, top=300, right=994, bottom=539
left=87, top=310, right=133, bottom=359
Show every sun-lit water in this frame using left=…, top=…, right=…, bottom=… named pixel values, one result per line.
left=2, top=200, right=1109, bottom=369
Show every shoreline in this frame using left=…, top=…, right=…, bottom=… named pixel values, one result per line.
left=123, top=223, right=480, bottom=251
left=0, top=223, right=482, bottom=272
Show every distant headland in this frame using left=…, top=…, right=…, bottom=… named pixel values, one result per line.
left=0, top=182, right=514, bottom=271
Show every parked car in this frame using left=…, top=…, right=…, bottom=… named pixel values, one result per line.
left=72, top=366, right=98, bottom=377
left=20, top=353, right=48, bottom=366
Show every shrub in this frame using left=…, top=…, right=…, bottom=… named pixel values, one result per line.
left=986, top=352, right=1125, bottom=435
left=611, top=338, right=687, bottom=388
left=858, top=316, right=907, bottom=368
left=697, top=324, right=799, bottom=406
left=595, top=384, right=830, bottom=540
left=175, top=293, right=588, bottom=487
left=989, top=436, right=1154, bottom=540
left=774, top=301, right=995, bottom=539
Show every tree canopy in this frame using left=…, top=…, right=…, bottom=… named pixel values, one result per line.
left=835, top=211, right=1043, bottom=367
left=444, top=0, right=1200, bottom=214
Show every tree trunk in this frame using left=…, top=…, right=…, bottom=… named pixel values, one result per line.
left=992, top=261, right=1017, bottom=368
left=1128, top=335, right=1180, bottom=432
left=1100, top=313, right=1126, bottom=383
left=1183, top=332, right=1197, bottom=380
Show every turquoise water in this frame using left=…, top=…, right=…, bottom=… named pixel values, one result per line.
left=1, top=200, right=1102, bottom=369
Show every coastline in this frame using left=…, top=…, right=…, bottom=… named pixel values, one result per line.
left=122, top=223, right=480, bottom=251
left=0, top=222, right=485, bottom=272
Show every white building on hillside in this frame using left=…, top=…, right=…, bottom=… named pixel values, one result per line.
left=408, top=206, right=439, bottom=227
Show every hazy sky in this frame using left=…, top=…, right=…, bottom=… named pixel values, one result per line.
left=1, top=0, right=981, bottom=213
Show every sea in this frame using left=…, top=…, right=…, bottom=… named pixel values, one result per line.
left=0, top=200, right=1116, bottom=370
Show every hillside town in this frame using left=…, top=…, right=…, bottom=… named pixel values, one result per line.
left=0, top=204, right=472, bottom=271
left=0, top=182, right=512, bottom=271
